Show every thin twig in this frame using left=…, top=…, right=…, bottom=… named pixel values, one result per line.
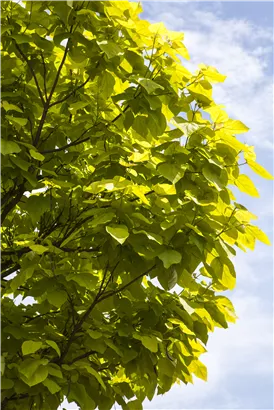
left=14, top=43, right=45, bottom=106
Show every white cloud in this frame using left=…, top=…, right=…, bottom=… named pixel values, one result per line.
left=144, top=4, right=273, bottom=150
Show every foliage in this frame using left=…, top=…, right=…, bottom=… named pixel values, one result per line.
left=1, top=1, right=272, bottom=409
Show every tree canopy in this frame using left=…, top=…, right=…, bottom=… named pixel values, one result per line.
left=1, top=1, right=272, bottom=409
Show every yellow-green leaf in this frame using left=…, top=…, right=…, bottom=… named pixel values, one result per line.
left=29, top=244, right=48, bottom=254
left=46, top=340, right=61, bottom=357
left=106, top=225, right=129, bottom=244
left=223, top=119, right=249, bottom=134
left=29, top=149, right=45, bottom=161
left=159, top=249, right=182, bottom=269
left=246, top=226, right=271, bottom=245
left=247, top=160, right=274, bottom=180
left=22, top=341, right=42, bottom=356
left=43, top=378, right=61, bottom=394
left=6, top=115, right=28, bottom=127
left=1, top=139, right=21, bottom=155
left=153, top=183, right=176, bottom=196
left=235, top=174, right=259, bottom=197
left=189, top=359, right=207, bottom=381
left=129, top=152, right=149, bottom=162
left=137, top=78, right=164, bottom=94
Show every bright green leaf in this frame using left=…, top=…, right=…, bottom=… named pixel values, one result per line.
left=106, top=224, right=129, bottom=244
left=158, top=249, right=182, bottom=269
left=1, top=139, right=21, bottom=155
left=22, top=340, right=42, bottom=356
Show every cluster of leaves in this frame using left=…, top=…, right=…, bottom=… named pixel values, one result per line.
left=1, top=1, right=272, bottom=409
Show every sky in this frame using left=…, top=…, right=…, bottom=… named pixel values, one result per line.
left=21, top=1, right=272, bottom=409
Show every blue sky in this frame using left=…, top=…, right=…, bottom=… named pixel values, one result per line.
left=59, top=2, right=273, bottom=409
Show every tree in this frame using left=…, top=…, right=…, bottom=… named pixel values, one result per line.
left=1, top=1, right=272, bottom=409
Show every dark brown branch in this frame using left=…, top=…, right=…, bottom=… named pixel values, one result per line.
left=1, top=183, right=25, bottom=224
left=49, top=76, right=90, bottom=108
left=98, top=264, right=156, bottom=303
left=61, top=246, right=100, bottom=253
left=1, top=264, right=20, bottom=279
left=67, top=350, right=96, bottom=365
left=41, top=124, right=95, bottom=154
left=41, top=135, right=90, bottom=154
left=34, top=28, right=73, bottom=147
left=57, top=262, right=119, bottom=364
left=14, top=43, right=45, bottom=106
left=1, top=247, right=29, bottom=256
left=24, top=310, right=60, bottom=323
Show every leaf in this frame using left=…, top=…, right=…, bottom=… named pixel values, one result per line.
left=101, top=70, right=115, bottom=99
left=6, top=115, right=28, bottom=126
left=202, top=164, right=224, bottom=191
left=22, top=340, right=42, bottom=356
left=10, top=156, right=30, bottom=171
left=211, top=257, right=236, bottom=290
left=19, top=359, right=49, bottom=387
left=11, top=34, right=32, bottom=44
left=1, top=24, right=13, bottom=35
left=129, top=152, right=149, bottom=162
left=67, top=384, right=95, bottom=410
left=140, top=335, right=158, bottom=352
left=26, top=365, right=48, bottom=387
left=153, top=183, right=176, bottom=196
left=29, top=149, right=45, bottom=161
left=47, top=290, right=67, bottom=308
left=29, top=244, right=48, bottom=254
left=97, top=40, right=123, bottom=59
left=48, top=364, right=63, bottom=379
left=158, top=249, right=182, bottom=269
left=235, top=174, right=259, bottom=197
left=106, top=224, right=129, bottom=244
left=2, top=101, right=23, bottom=113
left=1, top=139, right=21, bottom=155
left=127, top=399, right=143, bottom=410
left=158, top=267, right=178, bottom=290
left=158, top=163, right=185, bottom=184
left=43, top=378, right=61, bottom=394
left=131, top=212, right=152, bottom=224
left=46, top=340, right=61, bottom=357
left=223, top=119, right=249, bottom=134
left=202, top=66, right=226, bottom=83
left=247, top=160, right=274, bottom=180
left=246, top=226, right=271, bottom=245
left=87, top=330, right=102, bottom=339
left=1, top=378, right=14, bottom=389
left=85, top=366, right=106, bottom=390
left=133, top=229, right=163, bottom=244
left=137, top=78, right=164, bottom=94
left=189, top=359, right=207, bottom=381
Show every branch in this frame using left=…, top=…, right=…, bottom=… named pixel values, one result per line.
left=34, top=27, right=73, bottom=147
left=41, top=135, right=90, bottom=154
left=49, top=76, right=90, bottom=108
left=57, top=262, right=119, bottom=364
left=1, top=183, right=25, bottom=224
left=41, top=124, right=95, bottom=154
left=1, top=247, right=29, bottom=256
left=14, top=43, right=45, bottom=106
left=98, top=264, right=156, bottom=303
left=67, top=350, right=96, bottom=365
left=1, top=264, right=20, bottom=279
left=24, top=310, right=60, bottom=323
left=61, top=246, right=100, bottom=253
